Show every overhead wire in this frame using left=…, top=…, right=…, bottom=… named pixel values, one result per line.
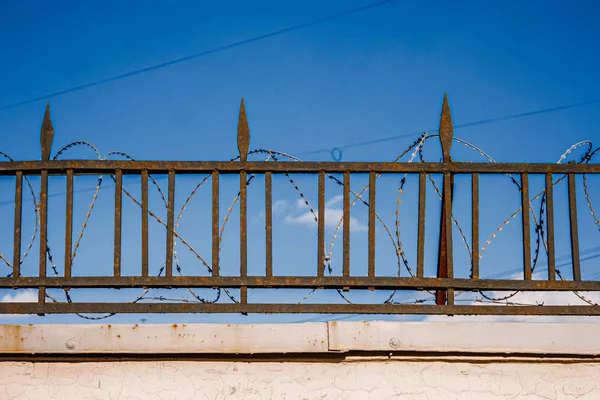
left=298, top=99, right=600, bottom=159
left=0, top=0, right=399, bottom=112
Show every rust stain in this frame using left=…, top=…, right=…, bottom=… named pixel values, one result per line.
left=2, top=325, right=23, bottom=352
left=133, top=324, right=138, bottom=329
left=117, top=335, right=121, bottom=339
left=172, top=324, right=178, bottom=329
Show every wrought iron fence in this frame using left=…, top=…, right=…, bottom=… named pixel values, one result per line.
left=1, top=95, right=600, bottom=317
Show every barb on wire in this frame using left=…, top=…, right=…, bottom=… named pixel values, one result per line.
left=2, top=129, right=600, bottom=318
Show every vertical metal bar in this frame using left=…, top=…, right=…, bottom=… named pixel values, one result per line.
left=521, top=173, right=532, bottom=280
left=546, top=173, right=556, bottom=281
left=13, top=171, right=23, bottom=278
left=141, top=170, right=149, bottom=277
left=113, top=169, right=122, bottom=277
left=368, top=171, right=376, bottom=278
left=240, top=170, right=248, bottom=304
left=265, top=172, right=273, bottom=277
left=436, top=172, right=454, bottom=305
left=212, top=171, right=220, bottom=278
left=417, top=172, right=426, bottom=278
left=317, top=171, right=325, bottom=277
left=471, top=173, right=480, bottom=280
left=568, top=172, right=581, bottom=281
left=343, top=171, right=350, bottom=277
left=165, top=170, right=175, bottom=277
left=64, top=169, right=73, bottom=278
left=38, top=170, right=48, bottom=306
left=443, top=172, right=454, bottom=305
left=437, top=93, right=454, bottom=307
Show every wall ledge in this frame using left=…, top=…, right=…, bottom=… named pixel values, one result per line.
left=0, top=321, right=598, bottom=358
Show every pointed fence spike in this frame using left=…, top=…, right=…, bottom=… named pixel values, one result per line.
left=40, top=102, right=54, bottom=161
left=439, top=93, right=453, bottom=163
left=237, top=98, right=250, bottom=162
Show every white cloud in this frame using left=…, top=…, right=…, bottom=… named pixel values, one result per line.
left=326, top=194, right=343, bottom=207
left=0, top=290, right=38, bottom=319
left=281, top=197, right=367, bottom=232
left=2, top=290, right=37, bottom=303
left=273, top=200, right=289, bottom=214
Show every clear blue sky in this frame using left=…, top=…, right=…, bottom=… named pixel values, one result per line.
left=1, top=0, right=600, bottom=324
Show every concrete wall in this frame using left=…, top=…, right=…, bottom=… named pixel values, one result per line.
left=1, top=322, right=599, bottom=400
left=3, top=360, right=600, bottom=399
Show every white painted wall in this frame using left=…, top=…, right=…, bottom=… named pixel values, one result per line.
left=3, top=360, right=600, bottom=399
left=2, top=322, right=600, bottom=399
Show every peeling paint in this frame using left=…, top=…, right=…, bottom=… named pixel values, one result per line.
left=2, top=360, right=600, bottom=399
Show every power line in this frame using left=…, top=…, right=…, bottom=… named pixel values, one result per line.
left=297, top=98, right=600, bottom=157
left=0, top=0, right=399, bottom=112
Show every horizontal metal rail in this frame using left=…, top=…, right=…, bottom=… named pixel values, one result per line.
left=0, top=303, right=598, bottom=316
left=0, top=276, right=599, bottom=291
left=1, top=160, right=600, bottom=175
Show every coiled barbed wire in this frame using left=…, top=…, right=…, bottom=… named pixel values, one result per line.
left=1, top=134, right=600, bottom=317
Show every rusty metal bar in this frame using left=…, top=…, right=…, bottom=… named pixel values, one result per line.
left=64, top=169, right=73, bottom=278
left=3, top=161, right=600, bottom=175
left=1, top=302, right=599, bottom=316
left=113, top=169, right=122, bottom=277
left=318, top=171, right=325, bottom=277
left=265, top=171, right=273, bottom=277
left=436, top=172, right=455, bottom=305
left=12, top=171, right=23, bottom=278
left=38, top=170, right=48, bottom=306
left=471, top=173, right=479, bottom=279
left=240, top=170, right=248, bottom=304
left=546, top=173, right=556, bottom=281
left=521, top=173, right=532, bottom=280
left=141, top=170, right=149, bottom=277
left=368, top=171, right=376, bottom=278
left=568, top=171, right=581, bottom=281
left=443, top=172, right=454, bottom=305
left=2, top=276, right=600, bottom=291
left=437, top=94, right=454, bottom=305
left=165, top=170, right=175, bottom=277
left=417, top=172, right=426, bottom=278
left=343, top=171, right=350, bottom=277
left=212, top=171, right=220, bottom=278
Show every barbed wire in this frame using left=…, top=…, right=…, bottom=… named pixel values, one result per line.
left=1, top=132, right=600, bottom=318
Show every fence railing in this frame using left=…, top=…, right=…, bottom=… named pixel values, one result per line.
left=1, top=96, right=599, bottom=316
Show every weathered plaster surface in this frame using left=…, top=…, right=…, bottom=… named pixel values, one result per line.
left=2, top=360, right=600, bottom=400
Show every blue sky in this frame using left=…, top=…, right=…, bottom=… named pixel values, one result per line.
left=1, top=0, right=600, bottom=324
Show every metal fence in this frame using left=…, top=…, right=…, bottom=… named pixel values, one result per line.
left=1, top=95, right=599, bottom=316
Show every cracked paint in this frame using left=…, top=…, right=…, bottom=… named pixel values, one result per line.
left=2, top=361, right=600, bottom=399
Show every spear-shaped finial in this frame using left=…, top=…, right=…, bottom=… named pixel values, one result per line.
left=237, top=98, right=250, bottom=162
left=40, top=102, right=54, bottom=161
left=439, top=93, right=453, bottom=163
